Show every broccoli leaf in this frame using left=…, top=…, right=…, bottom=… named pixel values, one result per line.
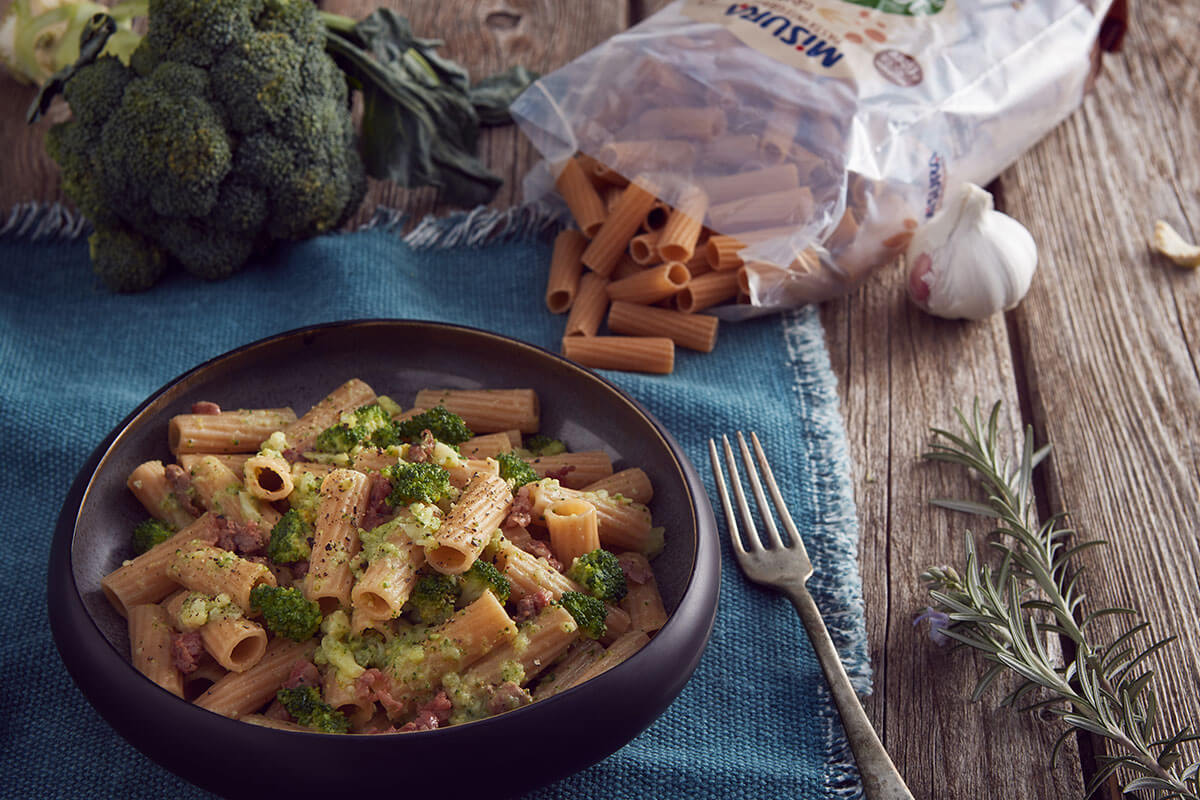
left=27, top=12, right=116, bottom=123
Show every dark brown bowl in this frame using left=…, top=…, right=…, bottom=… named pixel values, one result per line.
left=48, top=319, right=720, bottom=799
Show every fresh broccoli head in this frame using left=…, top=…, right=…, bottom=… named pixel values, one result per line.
left=275, top=686, right=349, bottom=733
left=266, top=508, right=312, bottom=564
left=43, top=0, right=366, bottom=291
left=403, top=573, right=459, bottom=625
left=495, top=451, right=538, bottom=490
left=312, top=403, right=396, bottom=453
left=558, top=591, right=607, bottom=640
left=459, top=559, right=511, bottom=606
left=566, top=549, right=628, bottom=604
left=131, top=517, right=173, bottom=554
left=249, top=584, right=322, bottom=641
left=384, top=461, right=451, bottom=506
left=524, top=434, right=566, bottom=457
left=394, top=405, right=472, bottom=446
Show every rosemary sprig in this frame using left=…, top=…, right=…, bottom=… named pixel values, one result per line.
left=919, top=400, right=1200, bottom=799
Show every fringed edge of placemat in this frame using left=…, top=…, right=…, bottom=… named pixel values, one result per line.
left=362, top=201, right=564, bottom=248
left=782, top=304, right=872, bottom=800
left=1, top=202, right=91, bottom=240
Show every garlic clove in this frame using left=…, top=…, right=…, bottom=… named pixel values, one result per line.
left=906, top=182, right=1038, bottom=321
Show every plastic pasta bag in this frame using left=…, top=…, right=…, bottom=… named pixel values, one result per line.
left=511, top=0, right=1121, bottom=318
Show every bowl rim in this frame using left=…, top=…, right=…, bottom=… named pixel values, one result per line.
left=51, top=317, right=719, bottom=744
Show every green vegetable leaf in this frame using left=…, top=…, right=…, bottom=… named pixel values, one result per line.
left=322, top=9, right=536, bottom=206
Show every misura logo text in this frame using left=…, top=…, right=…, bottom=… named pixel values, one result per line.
left=724, top=4, right=846, bottom=68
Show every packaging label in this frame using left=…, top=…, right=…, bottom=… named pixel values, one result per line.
left=681, top=0, right=952, bottom=85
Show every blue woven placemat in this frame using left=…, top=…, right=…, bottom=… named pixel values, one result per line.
left=0, top=204, right=871, bottom=800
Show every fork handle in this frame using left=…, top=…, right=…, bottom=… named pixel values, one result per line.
left=785, top=584, right=914, bottom=800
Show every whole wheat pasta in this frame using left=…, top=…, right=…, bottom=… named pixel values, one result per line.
left=605, top=262, right=690, bottom=305
left=194, top=638, right=317, bottom=718
left=167, top=543, right=277, bottom=613
left=554, top=159, right=606, bottom=238
left=351, top=530, right=425, bottom=621
left=617, top=552, right=668, bottom=633
left=641, top=199, right=672, bottom=233
left=759, top=116, right=800, bottom=164
left=705, top=234, right=747, bottom=271
left=126, top=460, right=196, bottom=530
left=181, top=656, right=227, bottom=702
left=700, top=133, right=761, bottom=166
left=600, top=183, right=624, bottom=214
left=600, top=604, right=633, bottom=646
left=564, top=272, right=610, bottom=337
left=636, top=106, right=727, bottom=141
left=101, top=513, right=222, bottom=617
left=128, top=603, right=184, bottom=697
left=529, top=481, right=657, bottom=553
left=532, top=639, right=605, bottom=700
left=527, top=450, right=614, bottom=488
left=242, top=452, right=293, bottom=502
left=493, top=538, right=582, bottom=600
left=282, top=378, right=377, bottom=454
left=561, top=335, right=675, bottom=376
left=413, top=388, right=540, bottom=434
left=596, top=140, right=697, bottom=175
left=426, top=473, right=512, bottom=574
left=628, top=230, right=661, bottom=265
left=607, top=300, right=719, bottom=353
left=349, top=448, right=399, bottom=475
left=305, top=468, right=368, bottom=614
left=322, top=670, right=376, bottom=730
left=176, top=453, right=251, bottom=475
left=544, top=498, right=601, bottom=568
left=466, top=605, right=579, bottom=686
left=201, top=616, right=269, bottom=673
left=708, top=186, right=815, bottom=232
left=460, top=432, right=515, bottom=458
left=581, top=178, right=660, bottom=277
left=684, top=247, right=711, bottom=277
left=583, top=467, right=654, bottom=505
left=657, top=187, right=709, bottom=264
left=169, top=408, right=297, bottom=456
left=699, top=163, right=800, bottom=205
left=569, top=630, right=650, bottom=686
left=610, top=254, right=644, bottom=281
left=677, top=269, right=740, bottom=313
left=545, top=228, right=588, bottom=314
left=188, top=455, right=281, bottom=528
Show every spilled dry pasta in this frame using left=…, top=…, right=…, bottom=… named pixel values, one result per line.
left=105, top=379, right=667, bottom=733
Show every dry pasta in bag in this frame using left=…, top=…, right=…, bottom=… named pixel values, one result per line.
left=511, top=0, right=1118, bottom=317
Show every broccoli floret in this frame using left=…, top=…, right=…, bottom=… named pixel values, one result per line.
left=42, top=0, right=365, bottom=291
left=87, top=226, right=169, bottom=292
left=275, top=686, right=349, bottom=734
left=558, top=591, right=607, bottom=640
left=459, top=559, right=511, bottom=606
left=495, top=451, right=538, bottom=490
left=266, top=509, right=312, bottom=564
left=384, top=461, right=451, bottom=506
left=313, top=403, right=398, bottom=453
left=288, top=470, right=323, bottom=526
left=404, top=573, right=459, bottom=625
left=524, top=434, right=566, bottom=457
left=313, top=421, right=361, bottom=454
left=566, top=549, right=628, bottom=604
left=131, top=517, right=173, bottom=554
left=395, top=405, right=472, bottom=446
left=249, top=584, right=322, bottom=641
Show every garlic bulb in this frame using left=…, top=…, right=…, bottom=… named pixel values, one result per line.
left=906, top=182, right=1038, bottom=320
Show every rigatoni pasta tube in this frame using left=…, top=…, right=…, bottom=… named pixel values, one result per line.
left=351, top=525, right=425, bottom=621
left=101, top=513, right=222, bottom=617
left=242, top=451, right=293, bottom=502
left=545, top=228, right=587, bottom=314
left=527, top=450, right=614, bottom=488
left=201, top=616, right=268, bottom=673
left=554, top=158, right=607, bottom=237
left=494, top=538, right=581, bottom=600
left=618, top=552, right=668, bottom=633
left=605, top=262, right=689, bottom=305
left=532, top=639, right=605, bottom=700
left=466, top=605, right=579, bottom=686
left=657, top=187, right=708, bottom=264
left=305, top=469, right=368, bottom=614
left=167, top=543, right=276, bottom=613
left=460, top=432, right=515, bottom=458
left=445, top=457, right=501, bottom=489
left=188, top=455, right=281, bottom=528
left=564, top=272, right=609, bottom=337
left=700, top=163, right=799, bottom=205
left=561, top=336, right=675, bottom=376
left=169, top=408, right=297, bottom=455
left=581, top=178, right=660, bottom=277
left=607, top=300, right=719, bottom=353
left=628, top=230, right=661, bottom=265
left=708, top=186, right=815, bottom=231
left=283, top=378, right=376, bottom=454
left=583, top=467, right=654, bottom=505
left=413, top=388, right=540, bottom=434
left=544, top=498, right=601, bottom=568
left=126, top=460, right=196, bottom=530
left=427, top=473, right=512, bottom=574
left=676, top=269, right=740, bottom=314
left=194, top=638, right=316, bottom=718
left=128, top=604, right=184, bottom=697
left=529, top=481, right=657, bottom=553
left=636, top=106, right=726, bottom=141
left=705, top=235, right=746, bottom=271
left=176, top=453, right=251, bottom=475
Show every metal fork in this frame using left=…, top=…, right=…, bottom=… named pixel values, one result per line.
left=708, top=432, right=913, bottom=800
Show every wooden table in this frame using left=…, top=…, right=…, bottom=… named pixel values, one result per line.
left=2, top=1, right=1197, bottom=797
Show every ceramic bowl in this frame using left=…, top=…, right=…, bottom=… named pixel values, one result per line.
left=48, top=319, right=720, bottom=799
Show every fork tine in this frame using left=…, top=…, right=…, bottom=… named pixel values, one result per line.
left=720, top=434, right=764, bottom=552
left=748, top=432, right=803, bottom=549
left=707, top=438, right=747, bottom=556
left=736, top=432, right=786, bottom=549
